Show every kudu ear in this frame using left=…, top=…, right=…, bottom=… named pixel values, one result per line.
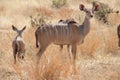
left=22, top=26, right=26, bottom=31
left=79, top=4, right=85, bottom=11
left=93, top=2, right=99, bottom=11
left=12, top=25, right=18, bottom=31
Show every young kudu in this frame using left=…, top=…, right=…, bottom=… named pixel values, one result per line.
left=12, top=25, right=26, bottom=64
left=35, top=4, right=99, bottom=68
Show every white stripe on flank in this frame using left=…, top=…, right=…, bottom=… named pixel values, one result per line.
left=62, top=26, right=65, bottom=41
left=55, top=26, right=58, bottom=41
left=49, top=27, right=51, bottom=37
left=61, top=26, right=62, bottom=40
left=46, top=28, right=49, bottom=40
left=53, top=23, right=67, bottom=26
left=67, top=26, right=69, bottom=41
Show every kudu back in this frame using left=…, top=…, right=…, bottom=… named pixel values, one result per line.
left=12, top=25, right=26, bottom=64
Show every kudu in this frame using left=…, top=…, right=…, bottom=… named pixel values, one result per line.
left=35, top=4, right=99, bottom=66
left=12, top=25, right=26, bottom=64
left=117, top=24, right=120, bottom=47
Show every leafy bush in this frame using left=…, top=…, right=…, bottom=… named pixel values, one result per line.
left=52, top=0, right=67, bottom=8
left=30, top=14, right=47, bottom=27
left=94, top=1, right=119, bottom=24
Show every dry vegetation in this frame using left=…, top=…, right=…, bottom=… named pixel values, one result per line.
left=0, top=0, right=120, bottom=80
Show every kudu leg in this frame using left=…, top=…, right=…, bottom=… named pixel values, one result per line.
left=60, top=45, right=63, bottom=51
left=13, top=50, right=17, bottom=64
left=71, top=44, right=77, bottom=64
left=71, top=44, right=77, bottom=74
left=67, top=44, right=70, bottom=53
left=119, top=39, right=120, bottom=47
left=17, top=52, right=21, bottom=63
left=35, top=45, right=48, bottom=80
left=36, top=45, right=48, bottom=64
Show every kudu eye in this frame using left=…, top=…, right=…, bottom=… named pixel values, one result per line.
left=86, top=10, right=89, bottom=13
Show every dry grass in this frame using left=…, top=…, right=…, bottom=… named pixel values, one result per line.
left=0, top=0, right=120, bottom=80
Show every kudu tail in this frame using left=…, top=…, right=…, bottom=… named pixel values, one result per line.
left=35, top=31, right=39, bottom=48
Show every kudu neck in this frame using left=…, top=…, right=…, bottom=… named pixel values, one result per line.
left=82, top=15, right=91, bottom=35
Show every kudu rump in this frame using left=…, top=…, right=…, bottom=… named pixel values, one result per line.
left=12, top=25, right=26, bottom=64
left=117, top=24, right=120, bottom=47
left=35, top=4, right=99, bottom=67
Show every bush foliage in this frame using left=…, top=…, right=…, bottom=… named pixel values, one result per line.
left=52, top=0, right=67, bottom=8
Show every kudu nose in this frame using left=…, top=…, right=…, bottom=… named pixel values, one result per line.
left=90, top=15, right=93, bottom=18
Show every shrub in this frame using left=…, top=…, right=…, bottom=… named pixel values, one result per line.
left=94, top=1, right=119, bottom=24
left=30, top=14, right=47, bottom=27
left=52, top=0, right=67, bottom=8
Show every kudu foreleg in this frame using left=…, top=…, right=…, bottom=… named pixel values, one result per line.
left=36, top=45, right=48, bottom=64
left=71, top=44, right=77, bottom=73
left=13, top=50, right=17, bottom=64
left=71, top=44, right=77, bottom=64
left=59, top=45, right=63, bottom=51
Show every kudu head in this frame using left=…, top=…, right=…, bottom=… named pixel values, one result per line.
left=12, top=25, right=26, bottom=38
left=79, top=3, right=99, bottom=19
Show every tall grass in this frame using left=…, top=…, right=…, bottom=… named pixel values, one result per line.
left=0, top=0, right=120, bottom=80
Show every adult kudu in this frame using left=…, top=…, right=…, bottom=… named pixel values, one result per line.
left=35, top=3, right=99, bottom=67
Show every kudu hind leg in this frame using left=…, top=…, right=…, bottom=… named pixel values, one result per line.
left=71, top=44, right=77, bottom=73
left=13, top=50, right=17, bottom=64
left=35, top=31, right=39, bottom=48
left=36, top=45, right=48, bottom=64
left=60, top=45, right=63, bottom=51
left=118, top=39, right=120, bottom=47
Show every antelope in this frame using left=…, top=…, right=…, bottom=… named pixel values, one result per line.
left=12, top=25, right=26, bottom=64
left=35, top=3, right=99, bottom=67
left=117, top=24, right=120, bottom=47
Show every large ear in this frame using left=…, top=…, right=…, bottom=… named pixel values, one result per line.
left=93, top=2, right=99, bottom=11
left=22, top=26, right=26, bottom=31
left=94, top=4, right=99, bottom=11
left=79, top=4, right=85, bottom=11
left=12, top=25, right=18, bottom=31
